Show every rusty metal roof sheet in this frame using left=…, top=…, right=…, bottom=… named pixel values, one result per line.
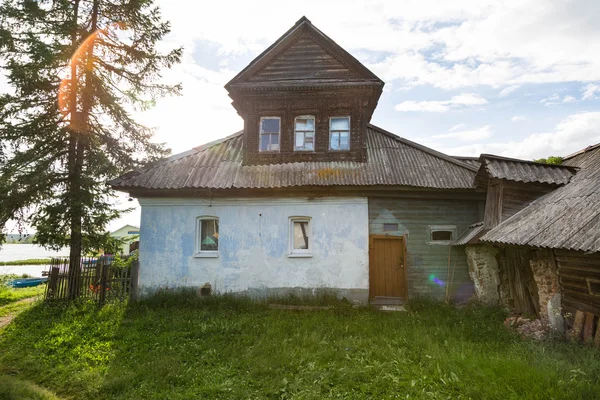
left=110, top=125, right=478, bottom=191
left=481, top=145, right=600, bottom=253
left=477, top=154, right=577, bottom=185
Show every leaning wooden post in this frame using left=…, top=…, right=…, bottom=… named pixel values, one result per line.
left=47, top=266, right=60, bottom=301
left=99, top=257, right=109, bottom=305
left=130, top=260, right=140, bottom=302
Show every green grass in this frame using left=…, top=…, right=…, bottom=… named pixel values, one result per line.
left=0, top=259, right=52, bottom=266
left=0, top=285, right=45, bottom=308
left=0, top=375, right=62, bottom=400
left=0, top=292, right=599, bottom=400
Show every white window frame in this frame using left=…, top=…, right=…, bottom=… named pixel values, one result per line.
left=329, top=116, right=351, bottom=151
left=288, top=216, right=312, bottom=258
left=427, top=225, right=456, bottom=245
left=195, top=216, right=219, bottom=258
left=294, top=115, right=316, bottom=152
left=259, top=116, right=281, bottom=152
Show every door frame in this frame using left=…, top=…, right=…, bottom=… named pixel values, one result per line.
left=368, top=234, right=409, bottom=301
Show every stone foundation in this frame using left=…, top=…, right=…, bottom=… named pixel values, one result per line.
left=465, top=244, right=502, bottom=306
left=529, top=249, right=564, bottom=332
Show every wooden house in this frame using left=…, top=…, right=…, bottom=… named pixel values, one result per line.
left=456, top=145, right=600, bottom=333
left=110, top=17, right=485, bottom=305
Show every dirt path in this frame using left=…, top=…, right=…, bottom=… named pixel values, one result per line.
left=0, top=297, right=36, bottom=330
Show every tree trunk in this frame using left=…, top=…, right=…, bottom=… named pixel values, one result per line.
left=67, top=0, right=82, bottom=299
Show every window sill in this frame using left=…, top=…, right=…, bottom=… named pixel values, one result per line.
left=287, top=253, right=313, bottom=258
left=427, top=241, right=453, bottom=246
left=194, top=252, right=219, bottom=258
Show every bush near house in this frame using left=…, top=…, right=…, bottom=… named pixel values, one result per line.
left=0, top=294, right=599, bottom=399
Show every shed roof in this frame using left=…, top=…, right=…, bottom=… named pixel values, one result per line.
left=481, top=144, right=600, bottom=253
left=476, top=154, right=577, bottom=186
left=110, top=125, right=478, bottom=192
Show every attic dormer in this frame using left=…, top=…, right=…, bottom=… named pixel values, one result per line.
left=225, top=17, right=384, bottom=165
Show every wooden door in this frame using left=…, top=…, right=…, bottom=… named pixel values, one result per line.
left=369, top=235, right=406, bottom=299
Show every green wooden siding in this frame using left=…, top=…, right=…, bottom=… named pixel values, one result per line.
left=369, top=198, right=483, bottom=301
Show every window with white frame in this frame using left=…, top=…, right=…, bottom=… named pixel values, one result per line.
left=427, top=225, right=456, bottom=245
left=294, top=116, right=315, bottom=151
left=329, top=116, right=350, bottom=151
left=289, top=217, right=311, bottom=256
left=259, top=117, right=280, bottom=152
left=196, top=217, right=219, bottom=256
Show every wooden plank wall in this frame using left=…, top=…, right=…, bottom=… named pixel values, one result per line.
left=369, top=197, right=483, bottom=301
left=556, top=249, right=600, bottom=322
left=501, top=181, right=555, bottom=220
left=483, top=180, right=503, bottom=229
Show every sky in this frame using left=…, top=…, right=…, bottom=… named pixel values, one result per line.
left=3, top=0, right=600, bottom=233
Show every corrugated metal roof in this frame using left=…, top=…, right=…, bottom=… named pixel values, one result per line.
left=110, top=125, right=478, bottom=191
left=481, top=146, right=600, bottom=253
left=478, top=154, right=577, bottom=185
left=453, top=222, right=486, bottom=246
left=453, top=157, right=481, bottom=169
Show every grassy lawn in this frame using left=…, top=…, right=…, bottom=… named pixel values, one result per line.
left=0, top=283, right=46, bottom=309
left=0, top=293, right=598, bottom=400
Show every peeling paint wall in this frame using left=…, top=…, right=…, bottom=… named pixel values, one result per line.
left=138, top=197, right=369, bottom=301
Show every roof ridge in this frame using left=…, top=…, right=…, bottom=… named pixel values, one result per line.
left=367, top=123, right=479, bottom=172
left=563, top=142, right=600, bottom=160
left=479, top=153, right=578, bottom=169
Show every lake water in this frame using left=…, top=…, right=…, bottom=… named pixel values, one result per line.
left=0, top=244, right=69, bottom=277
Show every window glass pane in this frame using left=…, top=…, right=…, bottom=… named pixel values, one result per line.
left=339, top=131, right=349, bottom=150
left=295, top=132, right=304, bottom=148
left=431, top=230, right=452, bottom=241
left=304, top=133, right=314, bottom=151
left=331, top=117, right=349, bottom=131
left=261, top=118, right=280, bottom=133
left=200, top=219, right=219, bottom=251
left=270, top=133, right=279, bottom=145
left=330, top=132, right=339, bottom=150
left=260, top=134, right=269, bottom=151
left=295, top=117, right=314, bottom=131
left=293, top=221, right=309, bottom=250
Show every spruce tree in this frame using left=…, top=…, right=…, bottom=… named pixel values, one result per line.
left=0, top=0, right=181, bottom=297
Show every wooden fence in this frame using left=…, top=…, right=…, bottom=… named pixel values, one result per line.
left=44, top=256, right=139, bottom=304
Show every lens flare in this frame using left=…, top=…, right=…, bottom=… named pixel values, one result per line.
left=58, top=22, right=125, bottom=128
left=429, top=274, right=446, bottom=287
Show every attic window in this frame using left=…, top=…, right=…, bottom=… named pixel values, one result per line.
left=294, top=116, right=315, bottom=151
left=329, top=117, right=350, bottom=151
left=427, top=225, right=456, bottom=245
left=259, top=117, right=280, bottom=152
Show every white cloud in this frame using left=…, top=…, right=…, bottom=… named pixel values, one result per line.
left=582, top=83, right=600, bottom=100
left=435, top=111, right=600, bottom=159
left=395, top=93, right=487, bottom=112
left=540, top=93, right=560, bottom=106
left=499, top=85, right=520, bottom=97
left=562, top=95, right=576, bottom=103
left=449, top=123, right=467, bottom=132
left=433, top=125, right=492, bottom=141
left=511, top=115, right=525, bottom=122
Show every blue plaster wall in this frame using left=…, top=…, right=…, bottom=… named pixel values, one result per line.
left=138, top=197, right=369, bottom=297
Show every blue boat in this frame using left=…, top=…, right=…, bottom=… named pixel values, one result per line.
left=9, top=277, right=48, bottom=288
